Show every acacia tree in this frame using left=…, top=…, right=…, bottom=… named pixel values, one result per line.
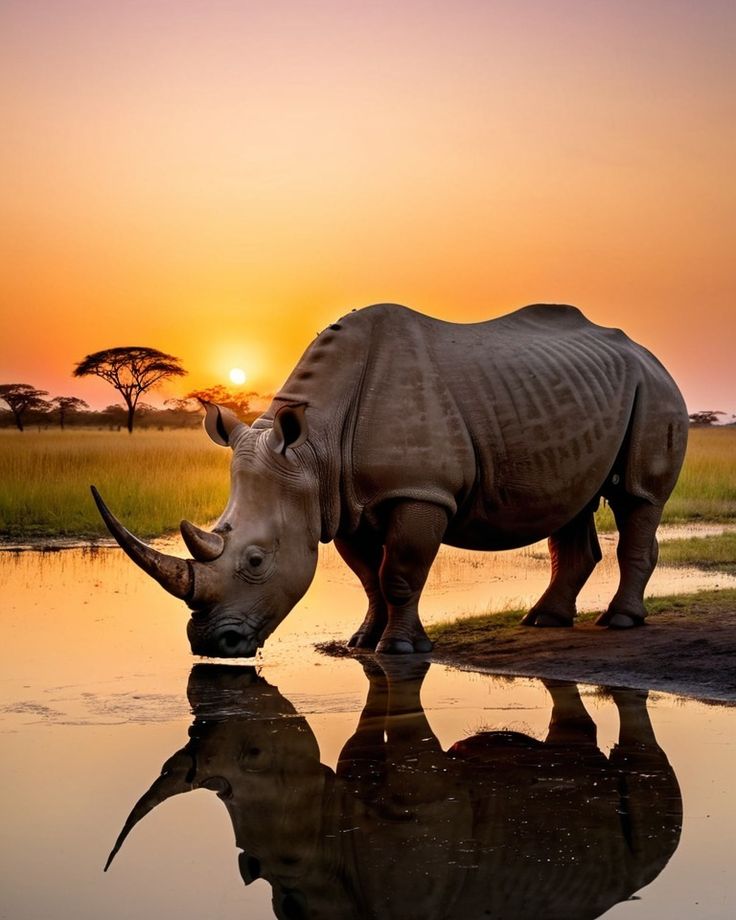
left=73, top=347, right=187, bottom=433
left=50, top=395, right=89, bottom=430
left=184, top=385, right=256, bottom=418
left=0, top=383, right=50, bottom=431
left=688, top=410, right=725, bottom=426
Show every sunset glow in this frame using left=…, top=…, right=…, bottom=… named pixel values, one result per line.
left=1, top=1, right=733, bottom=413
left=229, top=368, right=247, bottom=386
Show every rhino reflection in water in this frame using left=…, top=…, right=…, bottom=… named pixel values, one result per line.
left=106, top=664, right=682, bottom=920
left=91, top=303, right=688, bottom=656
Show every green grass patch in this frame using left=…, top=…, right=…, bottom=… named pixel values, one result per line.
left=0, top=429, right=230, bottom=539
left=427, top=588, right=736, bottom=647
left=428, top=607, right=598, bottom=644
left=658, top=531, right=736, bottom=575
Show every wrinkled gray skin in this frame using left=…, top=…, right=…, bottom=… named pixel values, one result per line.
left=93, top=303, right=688, bottom=656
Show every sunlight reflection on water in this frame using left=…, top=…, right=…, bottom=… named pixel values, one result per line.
left=0, top=541, right=735, bottom=919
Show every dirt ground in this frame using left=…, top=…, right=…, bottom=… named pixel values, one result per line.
left=432, top=609, right=736, bottom=704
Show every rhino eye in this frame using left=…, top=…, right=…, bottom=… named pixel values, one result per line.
left=235, top=545, right=274, bottom=583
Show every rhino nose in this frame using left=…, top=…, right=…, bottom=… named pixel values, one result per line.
left=187, top=620, right=259, bottom=658
left=216, top=629, right=258, bottom=658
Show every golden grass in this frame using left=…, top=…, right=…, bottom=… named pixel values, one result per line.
left=1, top=425, right=734, bottom=540
left=663, top=427, right=736, bottom=522
left=594, top=426, right=736, bottom=532
left=0, top=429, right=230, bottom=539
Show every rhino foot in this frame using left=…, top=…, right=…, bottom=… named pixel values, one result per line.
left=521, top=609, right=574, bottom=628
left=347, top=628, right=382, bottom=650
left=375, top=636, right=434, bottom=655
left=595, top=610, right=646, bottom=629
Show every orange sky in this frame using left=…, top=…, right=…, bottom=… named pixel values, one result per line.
left=1, top=1, right=734, bottom=414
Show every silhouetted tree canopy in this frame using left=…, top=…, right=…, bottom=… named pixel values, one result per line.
left=688, top=410, right=725, bottom=427
left=185, top=385, right=256, bottom=418
left=0, top=383, right=50, bottom=431
left=164, top=397, right=199, bottom=413
left=73, top=347, right=186, bottom=432
left=50, top=395, right=89, bottom=429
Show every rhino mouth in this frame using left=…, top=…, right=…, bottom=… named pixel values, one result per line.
left=187, top=619, right=263, bottom=659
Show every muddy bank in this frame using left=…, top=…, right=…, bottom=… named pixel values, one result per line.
left=429, top=591, right=736, bottom=703
left=319, top=590, right=736, bottom=703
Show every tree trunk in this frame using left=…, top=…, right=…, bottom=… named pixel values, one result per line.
left=14, top=410, right=23, bottom=432
left=126, top=403, right=135, bottom=433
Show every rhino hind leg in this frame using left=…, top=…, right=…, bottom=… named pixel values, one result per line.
left=522, top=506, right=602, bottom=627
left=596, top=496, right=662, bottom=628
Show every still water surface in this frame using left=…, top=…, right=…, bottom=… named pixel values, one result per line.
left=1, top=540, right=734, bottom=919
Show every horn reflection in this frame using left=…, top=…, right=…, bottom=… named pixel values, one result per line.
left=105, top=663, right=682, bottom=919
left=104, top=750, right=195, bottom=871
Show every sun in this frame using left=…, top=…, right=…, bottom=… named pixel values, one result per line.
left=229, top=367, right=247, bottom=385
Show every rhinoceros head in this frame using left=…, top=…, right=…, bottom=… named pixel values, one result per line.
left=92, top=402, right=320, bottom=657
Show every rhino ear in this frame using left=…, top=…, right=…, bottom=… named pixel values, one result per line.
left=268, top=405, right=308, bottom=455
left=202, top=402, right=248, bottom=447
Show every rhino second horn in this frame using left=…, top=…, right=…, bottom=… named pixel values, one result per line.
left=180, top=520, right=225, bottom=562
left=90, top=486, right=193, bottom=600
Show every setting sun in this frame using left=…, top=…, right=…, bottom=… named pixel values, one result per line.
left=229, top=368, right=247, bottom=385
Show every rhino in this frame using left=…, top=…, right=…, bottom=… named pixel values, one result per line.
left=104, top=663, right=682, bottom=920
left=92, top=303, right=688, bottom=656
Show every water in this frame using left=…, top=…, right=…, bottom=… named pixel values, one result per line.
left=1, top=540, right=735, bottom=919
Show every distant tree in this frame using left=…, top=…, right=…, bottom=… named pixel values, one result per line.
left=688, top=410, right=725, bottom=427
left=99, top=403, right=129, bottom=430
left=50, top=395, right=89, bottom=430
left=162, top=397, right=201, bottom=429
left=184, top=385, right=256, bottom=418
left=164, top=397, right=198, bottom=413
left=0, top=383, right=50, bottom=431
left=73, top=347, right=187, bottom=433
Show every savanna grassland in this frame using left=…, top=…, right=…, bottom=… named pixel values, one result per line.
left=0, top=429, right=230, bottom=540
left=0, top=425, right=734, bottom=542
left=593, top=426, right=736, bottom=531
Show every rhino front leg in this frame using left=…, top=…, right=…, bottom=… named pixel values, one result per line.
left=375, top=501, right=447, bottom=654
left=335, top=527, right=388, bottom=649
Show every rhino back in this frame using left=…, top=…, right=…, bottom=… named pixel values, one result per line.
left=264, top=304, right=686, bottom=544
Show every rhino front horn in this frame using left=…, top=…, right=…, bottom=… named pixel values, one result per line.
left=91, top=486, right=193, bottom=600
left=180, top=520, right=225, bottom=562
